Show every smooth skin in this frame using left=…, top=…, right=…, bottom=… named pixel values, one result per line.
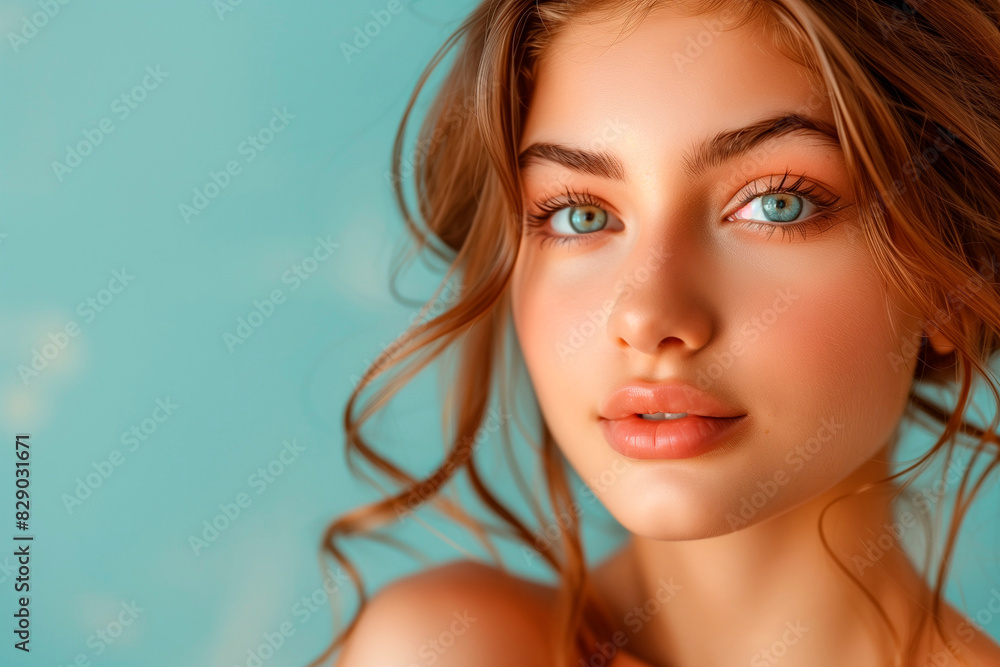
left=338, top=5, right=1000, bottom=666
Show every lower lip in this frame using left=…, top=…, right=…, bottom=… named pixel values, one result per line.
left=599, top=414, right=748, bottom=460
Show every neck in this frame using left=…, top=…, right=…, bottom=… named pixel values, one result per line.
left=604, top=449, right=938, bottom=667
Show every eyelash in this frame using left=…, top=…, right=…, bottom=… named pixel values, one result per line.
left=523, top=169, right=847, bottom=248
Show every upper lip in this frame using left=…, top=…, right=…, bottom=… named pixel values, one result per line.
left=599, top=379, right=746, bottom=420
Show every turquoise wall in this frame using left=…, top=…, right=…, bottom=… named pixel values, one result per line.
left=0, top=1, right=996, bottom=666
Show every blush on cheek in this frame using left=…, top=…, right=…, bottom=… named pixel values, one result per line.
left=753, top=267, right=916, bottom=472
left=511, top=264, right=569, bottom=395
left=523, top=294, right=598, bottom=396
left=514, top=256, right=609, bottom=368
left=511, top=273, right=614, bottom=455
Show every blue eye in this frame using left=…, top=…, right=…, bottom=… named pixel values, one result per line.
left=524, top=188, right=619, bottom=247
left=732, top=192, right=816, bottom=223
left=552, top=205, right=608, bottom=234
left=524, top=173, right=847, bottom=247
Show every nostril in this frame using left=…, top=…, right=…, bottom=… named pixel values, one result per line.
left=655, top=336, right=686, bottom=350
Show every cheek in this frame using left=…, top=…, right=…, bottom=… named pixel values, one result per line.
left=510, top=248, right=572, bottom=393
left=510, top=245, right=605, bottom=442
left=744, top=251, right=920, bottom=476
left=512, top=235, right=631, bottom=327
left=511, top=241, right=631, bottom=379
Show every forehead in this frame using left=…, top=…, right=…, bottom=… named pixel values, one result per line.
left=521, top=7, right=833, bottom=158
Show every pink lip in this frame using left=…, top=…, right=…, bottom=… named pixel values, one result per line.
left=599, top=380, right=745, bottom=420
left=598, top=380, right=748, bottom=459
left=599, top=413, right=748, bottom=460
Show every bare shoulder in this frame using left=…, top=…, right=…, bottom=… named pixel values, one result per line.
left=335, top=559, right=558, bottom=667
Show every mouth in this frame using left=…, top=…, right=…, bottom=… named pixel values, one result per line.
left=597, top=379, right=748, bottom=458
left=599, top=379, right=745, bottom=421
left=636, top=411, right=690, bottom=420
left=599, top=413, right=748, bottom=460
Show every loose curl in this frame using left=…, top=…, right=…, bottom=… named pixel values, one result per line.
left=307, top=1, right=1000, bottom=665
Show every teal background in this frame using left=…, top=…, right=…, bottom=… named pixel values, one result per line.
left=0, top=1, right=996, bottom=666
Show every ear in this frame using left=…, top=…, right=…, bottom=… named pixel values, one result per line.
left=923, top=317, right=957, bottom=357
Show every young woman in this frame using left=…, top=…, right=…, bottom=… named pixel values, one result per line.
left=311, top=1, right=1000, bottom=665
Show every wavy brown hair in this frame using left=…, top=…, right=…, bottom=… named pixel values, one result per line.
left=307, top=1, right=1000, bottom=665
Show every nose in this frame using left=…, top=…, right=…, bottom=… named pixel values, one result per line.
left=604, top=241, right=715, bottom=357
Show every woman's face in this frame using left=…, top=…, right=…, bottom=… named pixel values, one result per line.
left=509, top=6, right=928, bottom=539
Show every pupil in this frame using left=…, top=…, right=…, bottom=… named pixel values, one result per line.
left=570, top=205, right=607, bottom=233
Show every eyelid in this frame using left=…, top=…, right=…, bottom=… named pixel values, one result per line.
left=527, top=172, right=838, bottom=223
left=522, top=188, right=621, bottom=249
left=524, top=170, right=847, bottom=246
left=526, top=186, right=618, bottom=219
left=724, top=171, right=842, bottom=219
left=524, top=187, right=623, bottom=232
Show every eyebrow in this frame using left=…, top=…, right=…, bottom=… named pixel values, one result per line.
left=517, top=113, right=841, bottom=182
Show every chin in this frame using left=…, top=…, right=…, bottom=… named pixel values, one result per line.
left=602, top=485, right=773, bottom=541
left=571, top=442, right=829, bottom=542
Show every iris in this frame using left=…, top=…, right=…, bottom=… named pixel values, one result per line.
left=761, top=194, right=802, bottom=222
left=568, top=205, right=607, bottom=233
